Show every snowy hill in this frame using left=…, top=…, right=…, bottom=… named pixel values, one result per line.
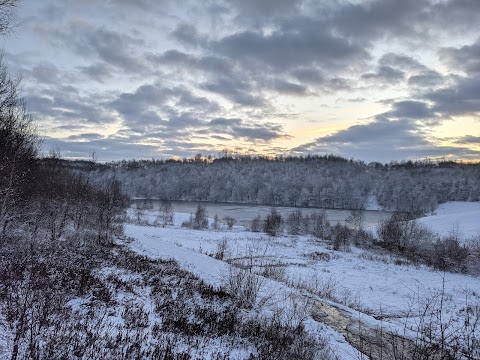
left=418, top=202, right=480, bottom=240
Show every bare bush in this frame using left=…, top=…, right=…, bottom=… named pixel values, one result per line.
left=214, top=237, right=229, bottom=260
left=300, top=214, right=310, bottom=234
left=353, top=228, right=375, bottom=247
left=212, top=213, right=220, bottom=230
left=287, top=210, right=302, bottom=235
left=332, top=223, right=352, bottom=251
left=263, top=208, right=283, bottom=236
left=405, top=280, right=480, bottom=359
left=377, top=212, right=433, bottom=254
left=250, top=214, right=262, bottom=232
left=223, top=216, right=236, bottom=230
left=346, top=209, right=365, bottom=231
left=311, top=211, right=330, bottom=239
left=429, top=236, right=469, bottom=272
left=466, top=235, right=480, bottom=274
left=225, top=264, right=263, bottom=309
left=261, top=262, right=287, bottom=282
left=182, top=204, right=208, bottom=230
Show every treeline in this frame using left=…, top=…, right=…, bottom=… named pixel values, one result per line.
left=70, top=155, right=480, bottom=214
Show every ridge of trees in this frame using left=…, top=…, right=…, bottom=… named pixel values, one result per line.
left=58, top=155, right=480, bottom=214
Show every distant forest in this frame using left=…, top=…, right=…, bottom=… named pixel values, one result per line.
left=58, top=155, right=480, bottom=214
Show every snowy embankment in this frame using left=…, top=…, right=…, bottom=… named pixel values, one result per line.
left=127, top=223, right=360, bottom=359
left=418, top=201, right=480, bottom=241
left=125, top=207, right=480, bottom=359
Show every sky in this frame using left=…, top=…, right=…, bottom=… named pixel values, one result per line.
left=3, top=0, right=480, bottom=163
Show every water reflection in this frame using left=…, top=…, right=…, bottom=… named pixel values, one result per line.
left=133, top=200, right=392, bottom=227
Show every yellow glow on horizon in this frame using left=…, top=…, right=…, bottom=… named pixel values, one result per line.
left=431, top=116, right=480, bottom=138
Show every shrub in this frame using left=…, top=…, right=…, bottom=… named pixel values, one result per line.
left=225, top=264, right=262, bottom=309
left=250, top=215, right=262, bottom=232
left=311, top=211, right=330, bottom=239
left=263, top=208, right=283, bottom=236
left=332, top=223, right=351, bottom=251
left=193, top=204, right=208, bottom=229
left=183, top=204, right=209, bottom=230
left=287, top=210, right=302, bottom=235
left=429, top=236, right=469, bottom=272
left=223, top=216, right=236, bottom=230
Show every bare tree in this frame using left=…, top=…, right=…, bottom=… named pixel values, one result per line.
left=158, top=199, right=174, bottom=227
left=0, top=0, right=17, bottom=36
left=346, top=209, right=364, bottom=231
left=0, top=57, right=38, bottom=235
left=193, top=204, right=208, bottom=229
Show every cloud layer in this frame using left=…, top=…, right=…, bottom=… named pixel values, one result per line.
left=5, top=0, right=480, bottom=162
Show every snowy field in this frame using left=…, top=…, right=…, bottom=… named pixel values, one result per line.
left=418, top=201, right=480, bottom=241
left=125, top=203, right=480, bottom=359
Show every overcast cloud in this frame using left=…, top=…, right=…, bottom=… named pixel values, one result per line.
left=4, top=0, right=480, bottom=162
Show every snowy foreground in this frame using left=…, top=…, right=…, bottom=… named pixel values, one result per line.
left=125, top=205, right=480, bottom=359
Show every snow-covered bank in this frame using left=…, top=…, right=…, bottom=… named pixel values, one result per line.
left=126, top=223, right=361, bottom=359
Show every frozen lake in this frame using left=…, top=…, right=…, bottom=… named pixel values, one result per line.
left=133, top=200, right=392, bottom=227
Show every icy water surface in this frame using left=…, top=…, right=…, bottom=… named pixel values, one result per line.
left=134, top=200, right=391, bottom=227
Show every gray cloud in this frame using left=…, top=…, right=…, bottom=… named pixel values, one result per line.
left=408, top=70, right=444, bottom=88
left=362, top=66, right=405, bottom=83
left=379, top=53, right=428, bottom=72
left=66, top=133, right=104, bottom=141
left=43, top=136, right=162, bottom=161
left=212, top=23, right=369, bottom=72
left=424, top=77, right=480, bottom=117
left=37, top=20, right=147, bottom=73
left=331, top=0, right=424, bottom=43
left=270, top=79, right=307, bottom=95
left=291, top=67, right=324, bottom=85
left=332, top=0, right=480, bottom=46
left=441, top=38, right=480, bottom=75
left=292, top=119, right=480, bottom=163
left=380, top=101, right=435, bottom=120
left=30, top=62, right=61, bottom=84
left=454, top=135, right=480, bottom=145
left=171, top=23, right=206, bottom=47
left=208, top=117, right=288, bottom=141
left=225, top=0, right=302, bottom=20
left=108, top=83, right=221, bottom=131
left=200, top=77, right=264, bottom=107
left=77, top=62, right=113, bottom=82
left=152, top=50, right=234, bottom=79
left=25, top=91, right=110, bottom=125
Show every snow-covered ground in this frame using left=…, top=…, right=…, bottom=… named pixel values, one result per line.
left=125, top=204, right=480, bottom=359
left=418, top=201, right=480, bottom=240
